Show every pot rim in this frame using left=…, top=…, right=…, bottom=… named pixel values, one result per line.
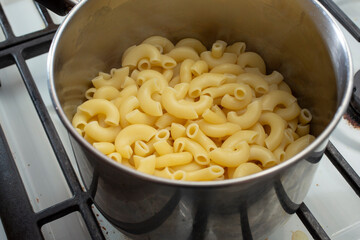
left=48, top=0, right=354, bottom=188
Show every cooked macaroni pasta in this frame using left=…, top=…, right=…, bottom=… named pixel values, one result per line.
left=72, top=37, right=315, bottom=181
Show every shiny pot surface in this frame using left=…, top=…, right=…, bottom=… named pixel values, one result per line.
left=47, top=0, right=353, bottom=239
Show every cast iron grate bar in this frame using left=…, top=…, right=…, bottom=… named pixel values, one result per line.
left=0, top=2, right=58, bottom=51
left=34, top=1, right=56, bottom=28
left=0, top=125, right=44, bottom=239
left=0, top=3, right=14, bottom=39
left=0, top=122, right=103, bottom=239
left=14, top=45, right=79, bottom=192
left=0, top=33, right=104, bottom=239
left=319, top=0, right=360, bottom=41
left=296, top=203, right=331, bottom=240
left=14, top=38, right=105, bottom=239
left=326, top=141, right=360, bottom=197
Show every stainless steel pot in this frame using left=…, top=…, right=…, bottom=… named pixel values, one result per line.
left=42, top=0, right=353, bottom=239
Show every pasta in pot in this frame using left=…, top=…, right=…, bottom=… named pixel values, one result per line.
left=72, top=36, right=315, bottom=181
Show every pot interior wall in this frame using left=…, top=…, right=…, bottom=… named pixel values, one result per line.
left=53, top=0, right=342, bottom=136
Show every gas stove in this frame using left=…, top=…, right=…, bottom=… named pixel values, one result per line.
left=0, top=0, right=359, bottom=239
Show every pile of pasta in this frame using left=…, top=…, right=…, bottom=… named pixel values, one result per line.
left=72, top=36, right=315, bottom=181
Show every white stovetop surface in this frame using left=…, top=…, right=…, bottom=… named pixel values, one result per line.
left=0, top=0, right=359, bottom=239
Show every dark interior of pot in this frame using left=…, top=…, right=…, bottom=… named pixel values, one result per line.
left=52, top=0, right=350, bottom=137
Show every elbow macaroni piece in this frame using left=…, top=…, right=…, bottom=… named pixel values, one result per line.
left=153, top=140, right=173, bottom=156
left=259, top=112, right=287, bottom=151
left=221, top=130, right=258, bottom=149
left=209, top=141, right=250, bottom=167
left=107, top=152, right=122, bottom=163
left=115, top=124, right=157, bottom=158
left=274, top=102, right=301, bottom=121
left=225, top=42, right=246, bottom=56
left=142, top=36, right=175, bottom=54
left=211, top=40, right=227, bottom=58
left=159, top=55, right=177, bottom=69
left=198, top=120, right=241, bottom=138
left=111, top=84, right=138, bottom=108
left=186, top=123, right=217, bottom=152
left=261, top=90, right=297, bottom=111
left=125, top=109, right=158, bottom=126
left=122, top=44, right=162, bottom=68
left=154, top=167, right=174, bottom=179
left=166, top=47, right=200, bottom=62
left=202, top=83, right=247, bottom=99
left=296, top=124, right=310, bottom=137
left=138, top=58, right=151, bottom=71
left=93, top=142, right=115, bottom=155
left=163, top=69, right=174, bottom=82
left=227, top=100, right=262, bottom=129
left=191, top=60, right=208, bottom=76
left=237, top=52, right=266, bottom=74
left=273, top=128, right=295, bottom=162
left=119, top=95, right=140, bottom=128
left=85, top=121, right=121, bottom=142
left=285, top=134, right=315, bottom=160
left=200, top=51, right=237, bottom=69
left=250, top=123, right=266, bottom=146
left=175, top=38, right=207, bottom=54
left=78, top=99, right=120, bottom=126
left=137, top=78, right=163, bottom=116
left=155, top=152, right=193, bottom=168
left=202, top=105, right=227, bottom=124
left=161, top=87, right=198, bottom=119
left=162, top=87, right=213, bottom=119
left=172, top=162, right=204, bottom=172
left=299, top=108, right=312, bottom=125
left=180, top=59, right=195, bottom=83
left=134, top=140, right=151, bottom=157
left=174, top=137, right=210, bottom=165
left=156, top=113, right=186, bottom=129
left=171, top=123, right=187, bottom=140
left=92, top=67, right=129, bottom=90
left=210, top=63, right=244, bottom=75
left=249, top=145, right=279, bottom=168
left=173, top=83, right=190, bottom=99
left=136, top=69, right=168, bottom=88
left=93, top=86, right=120, bottom=100
left=245, top=68, right=284, bottom=85
left=236, top=73, right=269, bottom=94
left=188, top=73, right=226, bottom=98
left=232, top=163, right=262, bottom=178
left=185, top=165, right=224, bottom=181
left=72, top=111, right=91, bottom=132
left=134, top=155, right=156, bottom=175
left=73, top=36, right=315, bottom=181
left=278, top=81, right=292, bottom=93
left=220, top=92, right=252, bottom=110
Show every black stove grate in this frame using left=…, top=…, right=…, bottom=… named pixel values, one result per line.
left=0, top=1, right=359, bottom=240
left=0, top=3, right=57, bottom=51
left=0, top=2, right=104, bottom=239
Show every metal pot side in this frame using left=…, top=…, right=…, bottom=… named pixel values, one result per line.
left=48, top=0, right=353, bottom=239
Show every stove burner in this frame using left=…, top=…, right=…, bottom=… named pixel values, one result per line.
left=345, top=70, right=360, bottom=128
